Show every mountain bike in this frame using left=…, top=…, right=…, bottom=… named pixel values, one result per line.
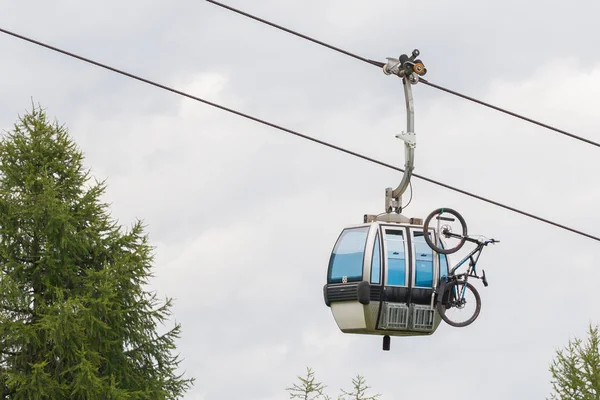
left=423, top=208, right=500, bottom=327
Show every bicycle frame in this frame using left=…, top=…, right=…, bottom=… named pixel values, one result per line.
left=446, top=235, right=487, bottom=281
left=439, top=234, right=489, bottom=305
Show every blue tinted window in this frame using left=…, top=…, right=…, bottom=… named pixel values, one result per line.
left=440, top=253, right=449, bottom=278
left=328, top=227, right=368, bottom=283
left=437, top=233, right=449, bottom=279
left=385, top=230, right=406, bottom=286
left=370, top=232, right=381, bottom=284
left=413, top=231, right=433, bottom=288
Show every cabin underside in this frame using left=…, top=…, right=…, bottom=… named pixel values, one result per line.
left=328, top=298, right=442, bottom=336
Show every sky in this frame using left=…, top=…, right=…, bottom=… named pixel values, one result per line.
left=1, top=0, right=600, bottom=399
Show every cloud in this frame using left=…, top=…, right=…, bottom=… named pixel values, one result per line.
left=1, top=2, right=600, bottom=399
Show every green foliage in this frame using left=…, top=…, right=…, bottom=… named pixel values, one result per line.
left=287, top=368, right=380, bottom=400
left=548, top=324, right=600, bottom=400
left=286, top=367, right=330, bottom=400
left=339, top=375, right=380, bottom=400
left=0, top=104, right=193, bottom=399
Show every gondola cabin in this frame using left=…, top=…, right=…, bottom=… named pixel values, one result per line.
left=323, top=214, right=449, bottom=345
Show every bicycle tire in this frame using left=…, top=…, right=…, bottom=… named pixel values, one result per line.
left=436, top=280, right=481, bottom=328
left=423, top=208, right=467, bottom=254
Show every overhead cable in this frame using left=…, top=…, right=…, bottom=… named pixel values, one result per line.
left=206, top=0, right=600, bottom=149
left=0, top=27, right=598, bottom=243
left=205, top=0, right=384, bottom=68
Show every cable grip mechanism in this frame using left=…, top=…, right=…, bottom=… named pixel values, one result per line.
left=383, top=49, right=427, bottom=80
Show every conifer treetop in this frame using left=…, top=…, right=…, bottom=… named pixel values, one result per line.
left=0, top=104, right=194, bottom=399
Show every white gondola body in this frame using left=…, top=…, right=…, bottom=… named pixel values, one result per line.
left=324, top=218, right=450, bottom=337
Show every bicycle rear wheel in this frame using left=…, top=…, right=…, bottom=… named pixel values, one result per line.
left=436, top=280, right=481, bottom=327
left=423, top=208, right=467, bottom=254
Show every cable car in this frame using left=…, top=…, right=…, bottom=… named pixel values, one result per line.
left=322, top=50, right=443, bottom=350
left=323, top=213, right=449, bottom=350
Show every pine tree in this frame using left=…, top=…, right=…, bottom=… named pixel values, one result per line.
left=286, top=367, right=330, bottom=400
left=0, top=105, right=194, bottom=399
left=548, top=324, right=600, bottom=400
left=338, top=375, right=380, bottom=400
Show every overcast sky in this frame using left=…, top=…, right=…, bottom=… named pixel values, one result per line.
left=1, top=1, right=600, bottom=399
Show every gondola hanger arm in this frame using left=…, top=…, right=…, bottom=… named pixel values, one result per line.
left=382, top=49, right=427, bottom=214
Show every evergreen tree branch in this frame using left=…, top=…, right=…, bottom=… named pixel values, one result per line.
left=0, top=104, right=194, bottom=399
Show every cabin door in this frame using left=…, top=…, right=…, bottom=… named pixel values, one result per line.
left=381, top=227, right=409, bottom=303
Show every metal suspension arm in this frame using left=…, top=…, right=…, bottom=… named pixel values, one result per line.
left=392, top=78, right=415, bottom=198
left=382, top=49, right=426, bottom=214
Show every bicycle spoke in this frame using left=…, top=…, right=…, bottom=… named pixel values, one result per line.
left=438, top=281, right=481, bottom=327
left=445, top=295, right=475, bottom=323
left=423, top=208, right=468, bottom=254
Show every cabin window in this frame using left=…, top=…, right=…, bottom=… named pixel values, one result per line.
left=439, top=237, right=449, bottom=279
left=413, top=231, right=434, bottom=288
left=328, top=227, right=369, bottom=284
left=385, top=230, right=406, bottom=286
left=370, top=232, right=381, bottom=284
left=440, top=253, right=449, bottom=278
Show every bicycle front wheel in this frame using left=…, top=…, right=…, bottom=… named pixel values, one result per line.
left=423, top=208, right=467, bottom=254
left=437, top=280, right=481, bottom=328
